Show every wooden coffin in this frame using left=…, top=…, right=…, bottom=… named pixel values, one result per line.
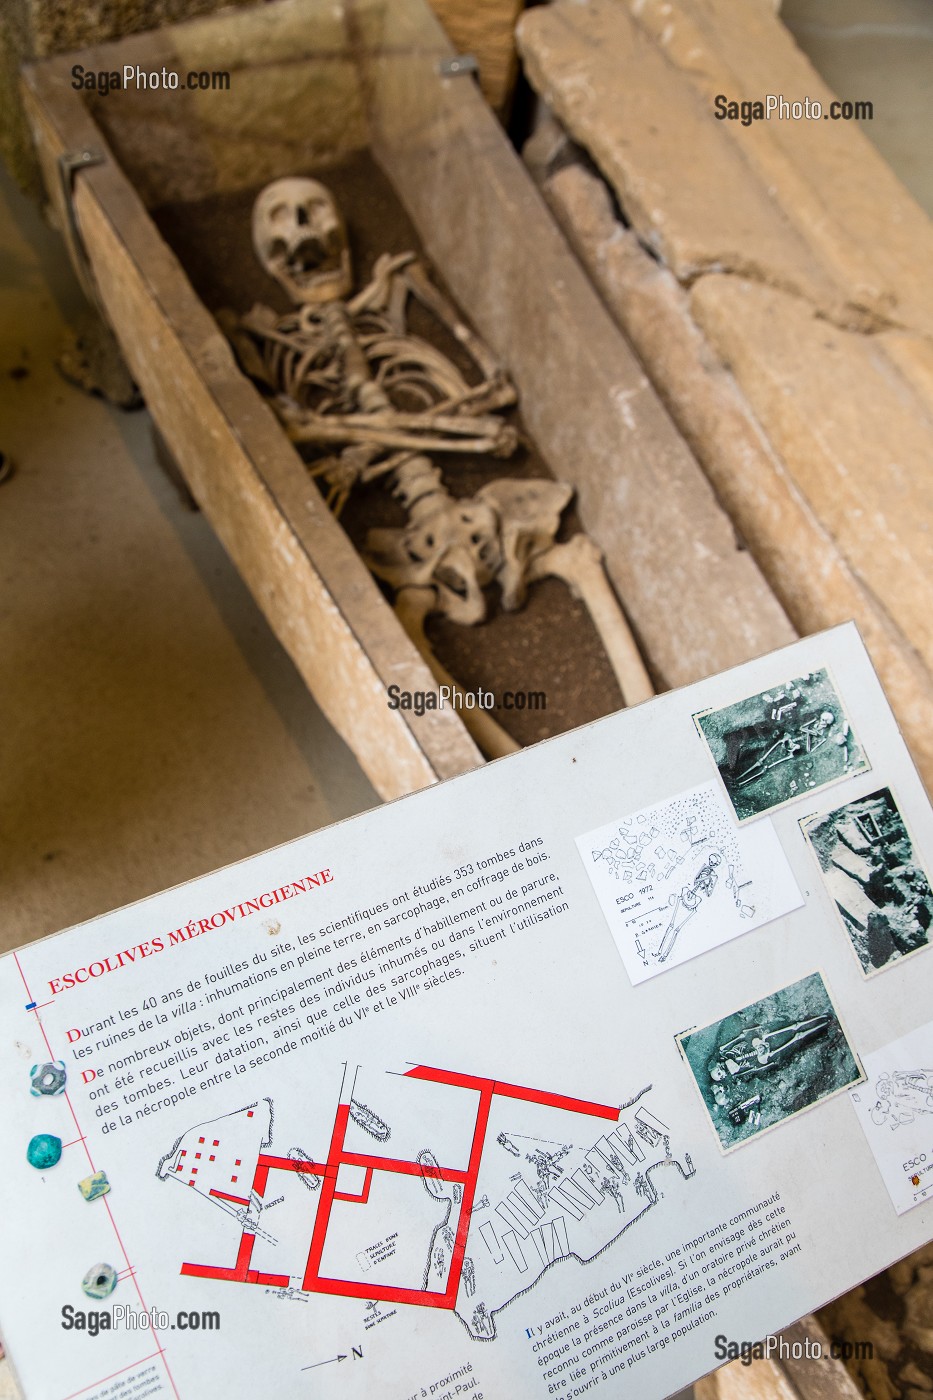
left=22, top=0, right=793, bottom=803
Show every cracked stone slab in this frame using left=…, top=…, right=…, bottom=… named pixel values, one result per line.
left=516, top=0, right=851, bottom=319
left=691, top=273, right=933, bottom=677
left=627, top=0, right=933, bottom=339
left=533, top=157, right=933, bottom=789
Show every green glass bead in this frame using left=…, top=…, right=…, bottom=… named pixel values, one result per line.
left=82, top=1263, right=118, bottom=1299
left=27, top=1133, right=62, bottom=1169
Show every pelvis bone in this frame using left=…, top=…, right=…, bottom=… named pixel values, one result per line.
left=364, top=457, right=654, bottom=731
left=364, top=458, right=571, bottom=627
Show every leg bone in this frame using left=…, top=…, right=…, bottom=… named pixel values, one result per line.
left=527, top=538, right=654, bottom=707
left=394, top=587, right=520, bottom=760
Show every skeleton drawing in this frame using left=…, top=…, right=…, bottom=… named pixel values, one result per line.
left=222, top=178, right=653, bottom=754
left=870, top=1070, right=933, bottom=1129
left=656, top=852, right=722, bottom=963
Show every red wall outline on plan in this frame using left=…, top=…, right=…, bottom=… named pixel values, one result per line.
left=179, top=1064, right=619, bottom=1309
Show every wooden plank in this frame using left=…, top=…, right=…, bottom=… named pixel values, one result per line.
left=518, top=0, right=933, bottom=339
left=695, top=1315, right=865, bottom=1398
left=780, top=1316, right=865, bottom=1400
left=427, top=0, right=523, bottom=111
left=696, top=1362, right=802, bottom=1400
left=65, top=8, right=368, bottom=206
left=22, top=57, right=484, bottom=803
left=365, top=0, right=796, bottom=690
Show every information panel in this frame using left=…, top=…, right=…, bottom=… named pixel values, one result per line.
left=2, top=624, right=932, bottom=1400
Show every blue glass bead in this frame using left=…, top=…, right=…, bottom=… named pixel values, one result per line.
left=26, top=1133, right=62, bottom=1169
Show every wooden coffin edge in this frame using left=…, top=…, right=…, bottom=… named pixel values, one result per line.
left=363, top=0, right=797, bottom=690
left=21, top=55, right=485, bottom=805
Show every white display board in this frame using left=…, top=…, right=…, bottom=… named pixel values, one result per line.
left=2, top=624, right=932, bottom=1400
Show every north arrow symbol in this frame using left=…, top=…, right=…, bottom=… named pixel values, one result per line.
left=301, top=1355, right=347, bottom=1370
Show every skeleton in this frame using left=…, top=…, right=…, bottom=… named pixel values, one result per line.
left=870, top=1070, right=933, bottom=1129
left=709, top=1015, right=831, bottom=1111
left=733, top=710, right=841, bottom=789
left=227, top=236, right=518, bottom=486
left=225, top=180, right=654, bottom=753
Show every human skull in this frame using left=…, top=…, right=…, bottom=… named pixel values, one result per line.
left=251, top=178, right=352, bottom=305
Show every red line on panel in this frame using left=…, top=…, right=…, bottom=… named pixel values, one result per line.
left=404, top=1064, right=489, bottom=1093
left=60, top=1350, right=164, bottom=1400
left=404, top=1063, right=619, bottom=1121
left=332, top=1166, right=373, bottom=1205
left=445, top=1082, right=492, bottom=1305
left=340, top=1151, right=468, bottom=1182
left=303, top=1276, right=454, bottom=1307
left=257, top=1153, right=325, bottom=1176
left=302, top=1101, right=351, bottom=1290
left=181, top=1232, right=256, bottom=1282
left=492, top=1079, right=619, bottom=1120
left=208, top=1188, right=251, bottom=1206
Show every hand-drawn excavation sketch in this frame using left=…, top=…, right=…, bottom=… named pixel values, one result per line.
left=156, top=1063, right=695, bottom=1340
left=695, top=669, right=868, bottom=823
left=868, top=1070, right=933, bottom=1130
left=677, top=972, right=862, bottom=1152
left=802, top=787, right=932, bottom=976
left=576, top=783, right=802, bottom=984
left=849, top=1020, right=933, bottom=1214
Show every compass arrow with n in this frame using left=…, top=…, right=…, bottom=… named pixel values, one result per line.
left=301, top=1355, right=347, bottom=1370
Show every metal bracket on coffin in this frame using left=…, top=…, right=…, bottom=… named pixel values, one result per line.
left=57, top=149, right=106, bottom=307
left=437, top=53, right=479, bottom=78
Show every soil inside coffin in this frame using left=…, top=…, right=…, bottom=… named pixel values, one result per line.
left=152, top=151, right=626, bottom=746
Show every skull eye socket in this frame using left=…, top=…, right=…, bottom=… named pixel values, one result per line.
left=268, top=202, right=290, bottom=225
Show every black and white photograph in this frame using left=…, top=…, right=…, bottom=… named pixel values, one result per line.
left=676, top=970, right=863, bottom=1152
left=694, top=668, right=868, bottom=823
left=803, top=787, right=933, bottom=977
